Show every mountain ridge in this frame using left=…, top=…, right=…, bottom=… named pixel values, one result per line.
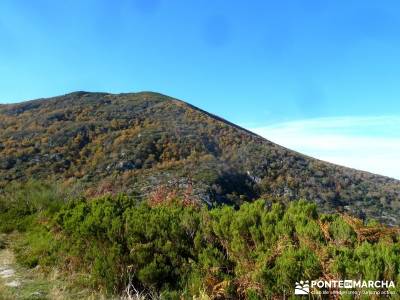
left=1, top=91, right=399, bottom=225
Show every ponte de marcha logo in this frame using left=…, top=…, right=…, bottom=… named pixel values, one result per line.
left=294, top=279, right=396, bottom=296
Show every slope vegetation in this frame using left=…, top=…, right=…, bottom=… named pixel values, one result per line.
left=1, top=91, right=399, bottom=224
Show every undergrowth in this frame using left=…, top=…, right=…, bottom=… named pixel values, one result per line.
left=1, top=180, right=400, bottom=299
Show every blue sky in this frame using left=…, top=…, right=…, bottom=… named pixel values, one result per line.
left=1, top=0, right=400, bottom=178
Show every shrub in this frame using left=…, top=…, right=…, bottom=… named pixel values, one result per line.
left=2, top=186, right=399, bottom=299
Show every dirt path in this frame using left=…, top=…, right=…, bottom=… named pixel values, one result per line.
left=0, top=234, right=114, bottom=300
left=0, top=236, right=49, bottom=300
left=0, top=249, right=19, bottom=284
left=0, top=248, right=21, bottom=289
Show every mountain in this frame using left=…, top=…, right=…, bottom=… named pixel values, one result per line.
left=1, top=91, right=399, bottom=224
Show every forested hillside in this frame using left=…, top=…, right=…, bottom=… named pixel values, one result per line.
left=1, top=91, right=400, bottom=224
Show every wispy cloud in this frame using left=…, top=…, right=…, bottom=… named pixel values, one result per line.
left=247, top=116, right=400, bottom=180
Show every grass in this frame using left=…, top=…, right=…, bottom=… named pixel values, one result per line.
left=0, top=233, right=110, bottom=300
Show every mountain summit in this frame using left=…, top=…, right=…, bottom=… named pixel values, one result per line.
left=1, top=92, right=399, bottom=224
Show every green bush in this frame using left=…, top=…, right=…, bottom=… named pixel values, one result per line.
left=0, top=180, right=70, bottom=233
left=13, top=224, right=58, bottom=268
left=329, top=216, right=357, bottom=245
left=2, top=185, right=399, bottom=299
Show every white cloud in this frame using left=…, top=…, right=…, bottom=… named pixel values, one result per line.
left=247, top=116, right=400, bottom=180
